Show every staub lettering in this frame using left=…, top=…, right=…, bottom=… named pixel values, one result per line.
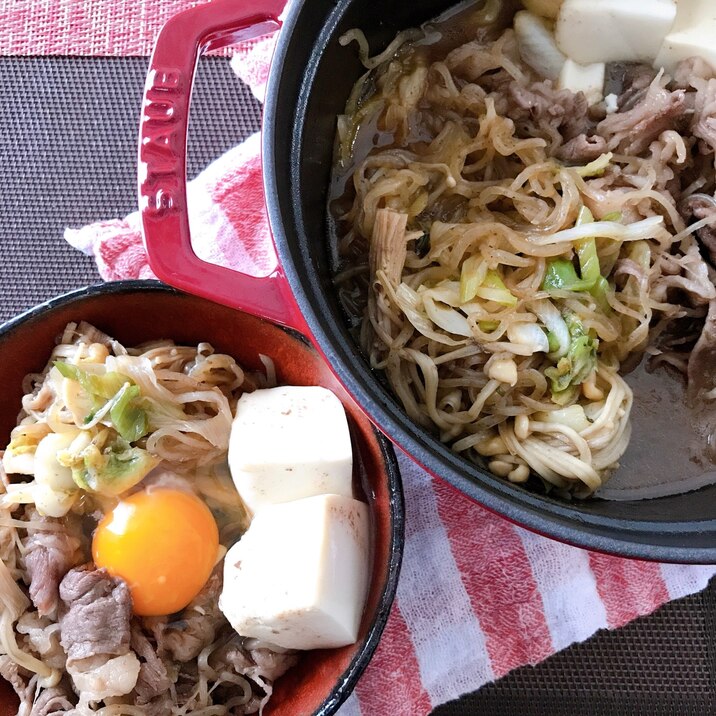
left=140, top=69, right=184, bottom=216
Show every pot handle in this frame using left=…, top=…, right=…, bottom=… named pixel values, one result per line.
left=138, top=0, right=308, bottom=335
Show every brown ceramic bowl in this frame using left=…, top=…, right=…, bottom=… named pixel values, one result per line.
left=0, top=280, right=404, bottom=716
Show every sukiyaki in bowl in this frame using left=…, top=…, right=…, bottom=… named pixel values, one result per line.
left=0, top=281, right=403, bottom=716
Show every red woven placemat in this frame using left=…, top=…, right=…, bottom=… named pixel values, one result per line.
left=0, top=0, right=213, bottom=56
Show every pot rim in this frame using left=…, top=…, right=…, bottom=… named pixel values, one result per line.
left=263, top=0, right=716, bottom=564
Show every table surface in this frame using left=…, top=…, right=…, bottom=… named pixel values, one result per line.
left=2, top=55, right=715, bottom=716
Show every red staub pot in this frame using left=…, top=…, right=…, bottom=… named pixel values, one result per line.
left=0, top=282, right=403, bottom=716
left=138, top=0, right=716, bottom=564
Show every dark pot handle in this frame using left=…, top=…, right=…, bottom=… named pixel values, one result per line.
left=138, top=0, right=308, bottom=334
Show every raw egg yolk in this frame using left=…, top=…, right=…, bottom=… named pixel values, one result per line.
left=92, top=488, right=219, bottom=616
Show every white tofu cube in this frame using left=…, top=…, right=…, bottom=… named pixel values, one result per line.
left=655, top=0, right=716, bottom=73
left=555, top=0, right=677, bottom=65
left=558, top=59, right=605, bottom=106
left=228, top=386, right=353, bottom=515
left=219, top=494, right=370, bottom=650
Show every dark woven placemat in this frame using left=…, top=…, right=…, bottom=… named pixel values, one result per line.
left=0, top=55, right=714, bottom=715
left=0, top=55, right=262, bottom=320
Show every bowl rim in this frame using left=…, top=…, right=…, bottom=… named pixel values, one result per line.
left=0, top=279, right=406, bottom=716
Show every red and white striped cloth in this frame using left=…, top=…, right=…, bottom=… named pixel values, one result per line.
left=61, top=22, right=716, bottom=716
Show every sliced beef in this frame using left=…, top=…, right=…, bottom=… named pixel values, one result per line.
left=0, top=655, right=31, bottom=706
left=680, top=193, right=716, bottom=265
left=157, top=568, right=225, bottom=663
left=130, top=625, right=172, bottom=703
left=222, top=641, right=298, bottom=686
left=688, top=297, right=716, bottom=397
left=29, top=684, right=74, bottom=716
left=673, top=56, right=716, bottom=89
left=603, top=62, right=657, bottom=110
left=687, top=291, right=716, bottom=464
left=23, top=511, right=83, bottom=617
left=692, top=77, right=716, bottom=156
left=499, top=79, right=592, bottom=141
left=555, top=133, right=608, bottom=164
left=597, top=82, right=690, bottom=155
left=58, top=565, right=132, bottom=663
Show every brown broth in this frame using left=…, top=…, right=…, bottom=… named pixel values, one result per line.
left=596, top=360, right=716, bottom=500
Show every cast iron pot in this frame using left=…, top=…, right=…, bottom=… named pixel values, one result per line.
left=138, top=0, right=716, bottom=562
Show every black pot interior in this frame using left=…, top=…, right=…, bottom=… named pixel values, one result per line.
left=263, top=0, right=716, bottom=561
